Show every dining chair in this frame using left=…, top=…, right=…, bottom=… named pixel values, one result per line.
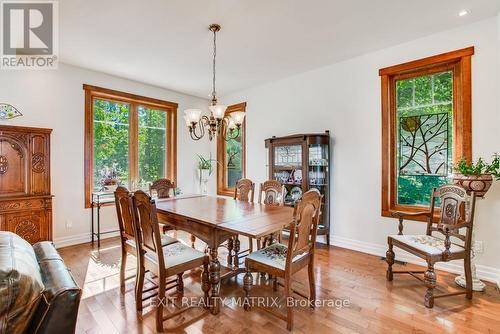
left=114, top=186, right=180, bottom=308
left=150, top=178, right=196, bottom=248
left=243, top=189, right=322, bottom=331
left=131, top=190, right=210, bottom=332
left=257, top=180, right=285, bottom=249
left=386, top=184, right=476, bottom=308
left=149, top=178, right=175, bottom=199
left=228, top=178, right=256, bottom=267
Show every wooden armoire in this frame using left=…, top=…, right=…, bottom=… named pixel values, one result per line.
left=0, top=125, right=53, bottom=244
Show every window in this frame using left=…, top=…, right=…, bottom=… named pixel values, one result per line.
left=84, top=85, right=177, bottom=207
left=217, top=102, right=246, bottom=196
left=379, top=47, right=473, bottom=219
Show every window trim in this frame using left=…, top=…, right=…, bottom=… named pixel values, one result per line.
left=217, top=102, right=247, bottom=197
left=379, top=47, right=473, bottom=220
left=83, top=84, right=177, bottom=208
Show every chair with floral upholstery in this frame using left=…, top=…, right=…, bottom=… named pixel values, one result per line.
left=114, top=186, right=180, bottom=310
left=243, top=189, right=322, bottom=331
left=386, top=184, right=476, bottom=308
left=131, top=190, right=210, bottom=332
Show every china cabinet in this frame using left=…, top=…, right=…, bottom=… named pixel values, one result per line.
left=0, top=125, right=53, bottom=244
left=265, top=131, right=330, bottom=244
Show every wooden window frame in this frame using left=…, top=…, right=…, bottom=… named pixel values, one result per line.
left=84, top=84, right=177, bottom=208
left=379, top=47, right=473, bottom=221
left=217, top=102, right=247, bottom=196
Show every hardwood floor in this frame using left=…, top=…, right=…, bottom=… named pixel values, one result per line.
left=58, top=233, right=500, bottom=333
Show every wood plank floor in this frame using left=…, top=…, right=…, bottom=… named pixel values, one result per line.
left=58, top=233, right=500, bottom=334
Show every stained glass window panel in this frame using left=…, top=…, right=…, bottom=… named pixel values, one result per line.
left=396, top=70, right=453, bottom=206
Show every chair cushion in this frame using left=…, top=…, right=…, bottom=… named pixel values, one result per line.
left=390, top=235, right=464, bottom=255
left=125, top=234, right=178, bottom=248
left=144, top=242, right=206, bottom=270
left=246, top=243, right=307, bottom=270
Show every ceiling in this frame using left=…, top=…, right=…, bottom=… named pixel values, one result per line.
left=60, top=0, right=500, bottom=98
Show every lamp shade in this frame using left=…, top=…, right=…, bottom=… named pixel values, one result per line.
left=226, top=116, right=236, bottom=129
left=184, top=109, right=202, bottom=124
left=183, top=115, right=192, bottom=126
left=209, top=104, right=227, bottom=119
left=230, top=111, right=246, bottom=125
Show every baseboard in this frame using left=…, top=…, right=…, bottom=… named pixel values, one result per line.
left=54, top=230, right=120, bottom=248
left=330, top=235, right=500, bottom=284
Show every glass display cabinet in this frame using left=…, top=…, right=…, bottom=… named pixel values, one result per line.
left=265, top=131, right=331, bottom=244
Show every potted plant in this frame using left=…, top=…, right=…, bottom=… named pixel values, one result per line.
left=453, top=154, right=500, bottom=197
left=98, top=162, right=120, bottom=191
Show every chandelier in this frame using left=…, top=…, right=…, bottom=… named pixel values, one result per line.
left=183, top=24, right=245, bottom=141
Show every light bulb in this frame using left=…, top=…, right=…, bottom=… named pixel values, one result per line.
left=230, top=111, right=246, bottom=125
left=209, top=104, right=227, bottom=119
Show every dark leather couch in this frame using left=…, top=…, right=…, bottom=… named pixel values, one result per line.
left=0, top=232, right=81, bottom=334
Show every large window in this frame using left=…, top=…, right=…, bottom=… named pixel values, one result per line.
left=379, top=47, right=473, bottom=218
left=84, top=85, right=177, bottom=207
left=217, top=102, right=246, bottom=196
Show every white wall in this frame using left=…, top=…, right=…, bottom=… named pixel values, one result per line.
left=0, top=63, right=211, bottom=247
left=223, top=17, right=500, bottom=281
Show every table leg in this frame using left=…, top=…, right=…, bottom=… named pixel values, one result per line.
left=209, top=248, right=221, bottom=314
left=91, top=202, right=94, bottom=245
left=226, top=237, right=233, bottom=267
left=233, top=237, right=240, bottom=269
left=97, top=204, right=101, bottom=248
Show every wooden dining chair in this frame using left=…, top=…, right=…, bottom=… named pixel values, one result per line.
left=228, top=178, right=256, bottom=267
left=257, top=180, right=285, bottom=249
left=386, top=184, right=476, bottom=308
left=149, top=178, right=175, bottom=198
left=114, top=187, right=180, bottom=308
left=150, top=178, right=197, bottom=247
left=131, top=190, right=210, bottom=332
left=243, top=189, right=322, bottom=331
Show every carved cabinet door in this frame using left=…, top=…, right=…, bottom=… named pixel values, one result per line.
left=5, top=210, right=48, bottom=244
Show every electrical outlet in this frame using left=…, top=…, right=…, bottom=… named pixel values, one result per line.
left=474, top=240, right=484, bottom=254
left=66, top=220, right=73, bottom=229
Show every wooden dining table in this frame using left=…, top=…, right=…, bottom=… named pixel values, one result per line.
left=155, top=195, right=294, bottom=314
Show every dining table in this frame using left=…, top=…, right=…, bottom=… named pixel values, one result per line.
left=155, top=194, right=294, bottom=314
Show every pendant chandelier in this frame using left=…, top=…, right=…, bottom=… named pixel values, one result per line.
left=183, top=24, right=245, bottom=141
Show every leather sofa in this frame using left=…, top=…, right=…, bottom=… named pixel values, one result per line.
left=0, top=232, right=81, bottom=334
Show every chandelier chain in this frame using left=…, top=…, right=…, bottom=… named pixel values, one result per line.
left=212, top=27, right=217, bottom=102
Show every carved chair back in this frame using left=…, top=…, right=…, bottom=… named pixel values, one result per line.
left=114, top=186, right=136, bottom=240
left=132, top=190, right=165, bottom=268
left=286, top=189, right=322, bottom=271
left=149, top=178, right=175, bottom=199
left=258, top=180, right=285, bottom=206
left=234, top=178, right=255, bottom=202
left=427, top=184, right=476, bottom=252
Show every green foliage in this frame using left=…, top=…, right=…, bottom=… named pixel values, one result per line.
left=455, top=154, right=500, bottom=180
left=197, top=153, right=220, bottom=176
left=398, top=175, right=447, bottom=206
left=93, top=99, right=168, bottom=190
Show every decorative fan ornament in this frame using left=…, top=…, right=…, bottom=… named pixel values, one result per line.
left=0, top=104, right=23, bottom=120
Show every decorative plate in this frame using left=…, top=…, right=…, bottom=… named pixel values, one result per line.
left=290, top=186, right=303, bottom=201
left=0, top=104, right=22, bottom=120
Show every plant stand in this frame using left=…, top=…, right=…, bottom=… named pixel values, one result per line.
left=455, top=197, right=486, bottom=292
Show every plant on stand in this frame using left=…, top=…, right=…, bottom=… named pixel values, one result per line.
left=453, top=154, right=500, bottom=197
left=452, top=153, right=499, bottom=291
